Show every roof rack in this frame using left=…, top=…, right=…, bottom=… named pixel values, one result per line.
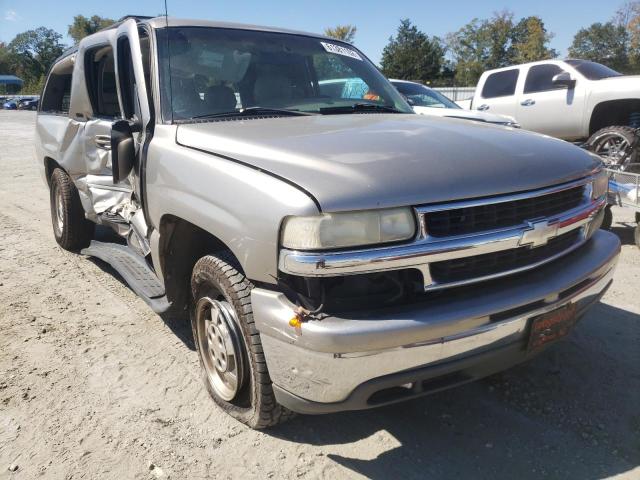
left=117, top=15, right=155, bottom=22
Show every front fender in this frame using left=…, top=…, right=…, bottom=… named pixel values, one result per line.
left=145, top=126, right=320, bottom=283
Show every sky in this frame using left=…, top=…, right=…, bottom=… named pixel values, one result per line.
left=0, top=0, right=623, bottom=64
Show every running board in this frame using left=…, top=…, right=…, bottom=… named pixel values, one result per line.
left=81, top=240, right=171, bottom=314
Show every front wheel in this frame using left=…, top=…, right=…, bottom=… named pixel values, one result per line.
left=587, top=126, right=638, bottom=171
left=190, top=253, right=293, bottom=428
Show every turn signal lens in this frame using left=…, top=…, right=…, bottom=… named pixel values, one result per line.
left=592, top=170, right=609, bottom=200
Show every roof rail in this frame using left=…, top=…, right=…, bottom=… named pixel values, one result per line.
left=117, top=15, right=155, bottom=22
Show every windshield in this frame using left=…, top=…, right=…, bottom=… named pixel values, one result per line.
left=565, top=59, right=622, bottom=80
left=156, top=27, right=413, bottom=121
left=391, top=81, right=459, bottom=109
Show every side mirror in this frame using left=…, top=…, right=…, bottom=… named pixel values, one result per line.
left=111, top=119, right=136, bottom=184
left=552, top=72, right=575, bottom=89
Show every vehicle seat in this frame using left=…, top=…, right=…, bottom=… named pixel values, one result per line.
left=253, top=72, right=293, bottom=106
left=171, top=76, right=205, bottom=117
left=204, top=86, right=237, bottom=112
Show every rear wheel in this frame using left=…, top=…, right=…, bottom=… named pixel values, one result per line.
left=49, top=168, right=94, bottom=250
left=190, top=253, right=293, bottom=428
left=587, top=126, right=638, bottom=171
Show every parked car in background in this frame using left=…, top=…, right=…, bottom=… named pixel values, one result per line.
left=469, top=59, right=640, bottom=166
left=18, top=98, right=39, bottom=110
left=3, top=98, right=18, bottom=109
left=36, top=16, right=618, bottom=429
left=391, top=79, right=519, bottom=127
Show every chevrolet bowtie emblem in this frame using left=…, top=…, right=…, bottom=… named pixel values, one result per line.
left=519, top=220, right=558, bottom=248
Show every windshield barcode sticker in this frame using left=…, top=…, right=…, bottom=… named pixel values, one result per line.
left=320, top=42, right=362, bottom=61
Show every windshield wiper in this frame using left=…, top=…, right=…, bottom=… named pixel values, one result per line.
left=319, top=103, right=404, bottom=115
left=190, top=107, right=315, bottom=120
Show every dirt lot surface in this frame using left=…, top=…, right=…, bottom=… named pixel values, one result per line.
left=0, top=110, right=639, bottom=479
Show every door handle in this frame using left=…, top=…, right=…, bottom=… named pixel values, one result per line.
left=520, top=99, right=536, bottom=106
left=94, top=135, right=111, bottom=150
left=477, top=104, right=490, bottom=111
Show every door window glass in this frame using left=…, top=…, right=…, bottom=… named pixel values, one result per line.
left=481, top=69, right=519, bottom=99
left=524, top=64, right=566, bottom=94
left=41, top=60, right=73, bottom=114
left=85, top=45, right=121, bottom=118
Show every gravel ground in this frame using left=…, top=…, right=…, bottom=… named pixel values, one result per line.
left=0, top=110, right=639, bottom=480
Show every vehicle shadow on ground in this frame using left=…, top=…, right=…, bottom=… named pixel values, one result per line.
left=269, top=302, right=640, bottom=480
left=85, top=226, right=196, bottom=351
left=610, top=224, right=636, bottom=246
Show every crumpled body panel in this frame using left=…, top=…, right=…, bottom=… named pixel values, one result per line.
left=35, top=114, right=132, bottom=221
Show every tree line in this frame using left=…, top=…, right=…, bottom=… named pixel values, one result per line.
left=1, top=5, right=639, bottom=94
left=328, top=1, right=640, bottom=86
left=0, top=15, right=116, bottom=94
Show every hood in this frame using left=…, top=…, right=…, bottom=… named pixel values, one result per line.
left=412, top=106, right=517, bottom=125
left=591, top=75, right=640, bottom=93
left=176, top=114, right=600, bottom=212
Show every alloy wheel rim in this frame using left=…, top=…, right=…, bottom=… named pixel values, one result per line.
left=195, top=296, right=245, bottom=401
left=595, top=134, right=631, bottom=165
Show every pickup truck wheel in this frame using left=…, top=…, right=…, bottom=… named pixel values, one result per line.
left=191, top=253, right=293, bottom=428
left=49, top=168, right=94, bottom=251
left=587, top=126, right=638, bottom=171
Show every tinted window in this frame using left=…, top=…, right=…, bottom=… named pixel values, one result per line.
left=565, top=59, right=622, bottom=80
left=85, top=45, right=121, bottom=118
left=524, top=64, right=566, bottom=93
left=481, top=69, right=519, bottom=99
left=41, top=62, right=73, bottom=114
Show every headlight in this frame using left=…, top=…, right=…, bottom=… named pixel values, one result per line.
left=592, top=170, right=608, bottom=199
left=281, top=208, right=416, bottom=250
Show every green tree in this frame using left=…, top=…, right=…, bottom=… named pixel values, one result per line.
left=510, top=16, right=558, bottom=64
left=446, top=19, right=491, bottom=86
left=8, top=27, right=65, bottom=88
left=323, top=25, right=357, bottom=44
left=615, top=1, right=640, bottom=71
left=447, top=13, right=515, bottom=85
left=380, top=19, right=444, bottom=83
left=568, top=22, right=630, bottom=72
left=0, top=43, right=13, bottom=74
left=68, top=15, right=115, bottom=43
left=447, top=12, right=557, bottom=86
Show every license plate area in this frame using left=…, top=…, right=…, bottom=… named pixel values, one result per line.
left=527, top=303, right=578, bottom=352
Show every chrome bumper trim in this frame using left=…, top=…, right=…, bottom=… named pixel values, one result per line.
left=279, top=195, right=605, bottom=291
left=257, top=230, right=620, bottom=404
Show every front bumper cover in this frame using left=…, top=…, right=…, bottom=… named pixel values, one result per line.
left=252, top=230, right=620, bottom=414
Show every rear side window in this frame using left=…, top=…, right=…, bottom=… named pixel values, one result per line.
left=41, top=60, right=73, bottom=114
left=85, top=45, right=121, bottom=118
left=481, top=69, right=519, bottom=99
left=524, top=64, right=566, bottom=93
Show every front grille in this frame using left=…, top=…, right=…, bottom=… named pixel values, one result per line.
left=425, top=186, right=585, bottom=237
left=430, top=230, right=582, bottom=284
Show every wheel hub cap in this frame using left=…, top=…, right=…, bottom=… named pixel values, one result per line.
left=196, top=297, right=245, bottom=401
left=55, top=187, right=64, bottom=233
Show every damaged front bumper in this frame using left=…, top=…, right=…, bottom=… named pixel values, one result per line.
left=252, top=230, right=620, bottom=414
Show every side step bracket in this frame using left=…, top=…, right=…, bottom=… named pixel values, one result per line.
left=81, top=240, right=171, bottom=314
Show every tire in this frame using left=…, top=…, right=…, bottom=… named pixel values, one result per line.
left=601, top=205, right=613, bottom=231
left=587, top=126, right=638, bottom=171
left=190, top=253, right=293, bottom=428
left=634, top=224, right=640, bottom=250
left=49, top=168, right=94, bottom=250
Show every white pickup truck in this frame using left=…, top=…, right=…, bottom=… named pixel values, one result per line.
left=469, top=59, right=640, bottom=164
